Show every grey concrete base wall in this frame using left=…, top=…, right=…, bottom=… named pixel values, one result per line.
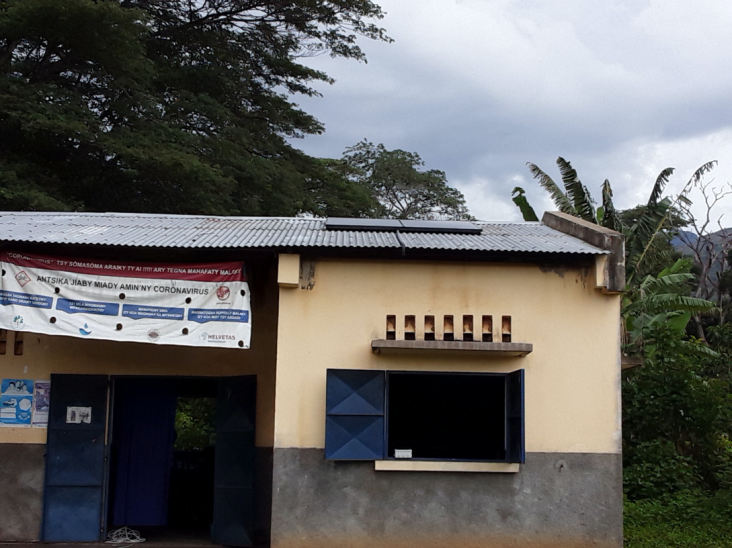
left=0, top=443, right=45, bottom=541
left=270, top=448, right=622, bottom=548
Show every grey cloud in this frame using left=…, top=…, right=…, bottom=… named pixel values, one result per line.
left=292, top=0, right=732, bottom=221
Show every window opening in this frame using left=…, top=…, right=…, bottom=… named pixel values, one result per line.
left=387, top=373, right=506, bottom=461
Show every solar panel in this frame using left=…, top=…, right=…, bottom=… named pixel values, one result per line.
left=399, top=220, right=482, bottom=235
left=325, top=218, right=482, bottom=235
left=324, top=218, right=403, bottom=231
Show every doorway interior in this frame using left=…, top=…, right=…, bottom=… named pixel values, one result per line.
left=108, top=377, right=218, bottom=544
left=40, top=373, right=257, bottom=547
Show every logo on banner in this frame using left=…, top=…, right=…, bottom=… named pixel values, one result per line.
left=147, top=329, right=161, bottom=342
left=79, top=323, right=92, bottom=336
left=14, top=271, right=31, bottom=287
left=199, top=331, right=235, bottom=344
left=216, top=286, right=230, bottom=301
left=11, top=315, right=25, bottom=330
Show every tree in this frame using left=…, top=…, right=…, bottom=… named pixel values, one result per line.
left=340, top=140, right=472, bottom=220
left=0, top=0, right=389, bottom=215
left=513, top=158, right=718, bottom=286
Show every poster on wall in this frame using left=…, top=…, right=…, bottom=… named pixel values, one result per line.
left=0, top=252, right=251, bottom=349
left=32, top=380, right=50, bottom=427
left=0, top=378, right=34, bottom=426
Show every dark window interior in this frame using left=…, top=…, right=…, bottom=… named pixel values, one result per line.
left=387, top=372, right=506, bottom=461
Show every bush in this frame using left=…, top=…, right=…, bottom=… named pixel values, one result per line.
left=625, top=490, right=732, bottom=548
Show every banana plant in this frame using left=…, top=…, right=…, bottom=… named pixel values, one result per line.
left=623, top=258, right=717, bottom=358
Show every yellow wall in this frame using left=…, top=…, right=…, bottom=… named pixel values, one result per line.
left=274, top=258, right=622, bottom=454
left=0, top=263, right=279, bottom=447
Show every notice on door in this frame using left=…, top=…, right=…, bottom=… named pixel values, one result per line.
left=0, top=252, right=252, bottom=349
left=66, top=406, right=92, bottom=424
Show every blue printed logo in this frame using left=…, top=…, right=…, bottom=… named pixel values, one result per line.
left=79, top=323, right=92, bottom=336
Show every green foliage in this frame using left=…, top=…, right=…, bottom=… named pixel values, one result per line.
left=623, top=326, right=730, bottom=500
left=625, top=490, right=732, bottom=548
left=0, top=0, right=389, bottom=215
left=623, top=258, right=716, bottom=356
left=341, top=140, right=472, bottom=220
left=525, top=159, right=578, bottom=219
left=510, top=187, right=538, bottom=222
left=174, top=397, right=216, bottom=451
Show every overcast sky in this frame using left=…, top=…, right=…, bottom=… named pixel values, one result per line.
left=292, top=0, right=732, bottom=223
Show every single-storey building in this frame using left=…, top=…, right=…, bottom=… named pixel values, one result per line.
left=0, top=210, right=624, bottom=548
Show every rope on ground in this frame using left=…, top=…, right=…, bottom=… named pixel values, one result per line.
left=105, top=526, right=146, bottom=545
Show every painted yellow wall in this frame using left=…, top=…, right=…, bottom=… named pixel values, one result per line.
left=274, top=258, right=622, bottom=454
left=0, top=264, right=279, bottom=447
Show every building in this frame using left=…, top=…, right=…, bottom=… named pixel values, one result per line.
left=0, top=211, right=624, bottom=547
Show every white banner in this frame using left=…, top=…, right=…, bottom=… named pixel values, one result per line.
left=0, top=252, right=251, bottom=349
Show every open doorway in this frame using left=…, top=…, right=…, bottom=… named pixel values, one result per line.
left=106, top=377, right=228, bottom=544
left=41, top=374, right=257, bottom=546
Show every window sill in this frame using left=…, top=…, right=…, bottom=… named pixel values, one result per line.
left=374, top=460, right=521, bottom=473
left=371, top=339, right=532, bottom=357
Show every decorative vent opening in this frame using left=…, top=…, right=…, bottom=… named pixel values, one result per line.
left=502, top=316, right=512, bottom=343
left=462, top=315, right=474, bottom=342
left=424, top=315, right=435, bottom=341
left=482, top=316, right=493, bottom=342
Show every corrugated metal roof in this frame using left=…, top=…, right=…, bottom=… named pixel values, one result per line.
left=0, top=212, right=607, bottom=255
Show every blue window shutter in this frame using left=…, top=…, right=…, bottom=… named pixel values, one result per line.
left=506, top=369, right=525, bottom=463
left=325, top=369, right=385, bottom=460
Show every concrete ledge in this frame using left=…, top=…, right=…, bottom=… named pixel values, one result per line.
left=375, top=460, right=520, bottom=473
left=371, top=339, right=532, bottom=356
left=542, top=211, right=625, bottom=293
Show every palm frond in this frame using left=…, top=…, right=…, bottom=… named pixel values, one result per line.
left=511, top=187, right=539, bottom=221
left=647, top=168, right=674, bottom=207
left=556, top=157, right=596, bottom=223
left=687, top=161, right=718, bottom=187
left=526, top=162, right=575, bottom=214
left=641, top=272, right=695, bottom=289
left=600, top=179, right=621, bottom=231
left=640, top=293, right=716, bottom=313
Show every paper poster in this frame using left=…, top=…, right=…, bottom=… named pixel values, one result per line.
left=32, top=380, right=50, bottom=427
left=0, top=379, right=34, bottom=426
left=66, top=406, right=91, bottom=424
left=0, top=252, right=251, bottom=349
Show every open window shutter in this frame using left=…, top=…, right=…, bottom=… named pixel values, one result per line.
left=506, top=369, right=525, bottom=463
left=325, top=369, right=385, bottom=460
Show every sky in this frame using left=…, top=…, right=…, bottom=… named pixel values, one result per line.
left=292, top=0, right=732, bottom=224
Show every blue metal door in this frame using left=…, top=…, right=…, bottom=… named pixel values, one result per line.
left=41, top=374, right=109, bottom=541
left=211, top=376, right=256, bottom=546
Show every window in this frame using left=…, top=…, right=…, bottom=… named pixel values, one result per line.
left=325, top=369, right=524, bottom=463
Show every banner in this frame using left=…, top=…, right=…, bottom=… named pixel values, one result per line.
left=0, top=252, right=251, bottom=349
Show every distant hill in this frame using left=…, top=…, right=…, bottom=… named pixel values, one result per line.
left=673, top=228, right=732, bottom=299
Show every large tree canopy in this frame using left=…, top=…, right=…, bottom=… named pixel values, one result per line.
left=340, top=140, right=472, bottom=220
left=0, top=0, right=389, bottom=215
